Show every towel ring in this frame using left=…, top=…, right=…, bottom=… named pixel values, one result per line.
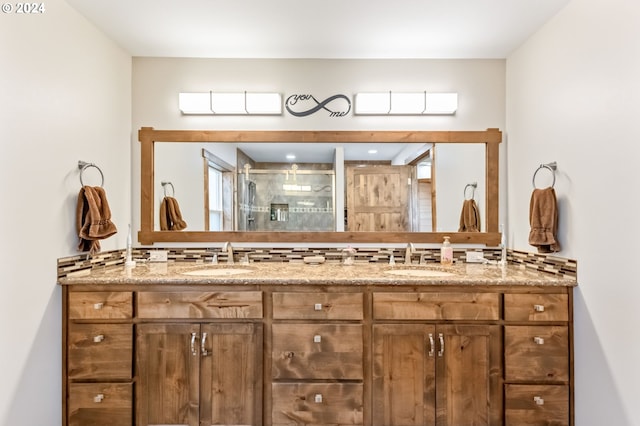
left=532, top=162, right=557, bottom=189
left=78, top=161, right=104, bottom=187
left=161, top=181, right=175, bottom=197
left=464, top=182, right=477, bottom=200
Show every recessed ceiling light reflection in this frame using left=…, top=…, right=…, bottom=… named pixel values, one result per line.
left=286, top=154, right=296, bottom=160
left=368, top=149, right=378, bottom=154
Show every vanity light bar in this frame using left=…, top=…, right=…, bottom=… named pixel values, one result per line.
left=354, top=91, right=458, bottom=115
left=178, top=92, right=283, bottom=115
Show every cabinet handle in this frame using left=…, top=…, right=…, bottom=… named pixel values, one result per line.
left=93, top=302, right=104, bottom=310
left=93, top=334, right=104, bottom=343
left=533, top=336, right=545, bottom=345
left=533, top=396, right=545, bottom=405
left=438, top=333, right=445, bottom=357
left=93, top=394, right=104, bottom=403
left=201, top=332, right=209, bottom=356
left=534, top=304, right=545, bottom=312
left=314, top=394, right=323, bottom=403
left=313, top=334, right=322, bottom=343
left=190, top=332, right=198, bottom=356
left=428, top=333, right=435, bottom=357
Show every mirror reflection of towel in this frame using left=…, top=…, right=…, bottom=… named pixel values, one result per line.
left=160, top=196, right=187, bottom=231
left=76, top=186, right=118, bottom=255
left=529, top=187, right=560, bottom=253
left=458, top=199, right=481, bottom=232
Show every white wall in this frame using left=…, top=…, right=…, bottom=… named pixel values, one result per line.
left=132, top=57, right=506, bottom=242
left=0, top=0, right=131, bottom=424
left=506, top=0, right=640, bottom=424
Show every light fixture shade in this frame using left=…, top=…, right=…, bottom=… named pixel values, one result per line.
left=246, top=93, right=282, bottom=114
left=178, top=92, right=212, bottom=114
left=391, top=92, right=424, bottom=114
left=354, top=92, right=391, bottom=114
left=425, top=93, right=458, bottom=114
left=178, top=92, right=282, bottom=115
left=211, top=92, right=245, bottom=114
left=354, top=91, right=458, bottom=115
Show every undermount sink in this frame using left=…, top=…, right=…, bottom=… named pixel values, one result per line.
left=384, top=268, right=455, bottom=278
left=182, top=268, right=254, bottom=277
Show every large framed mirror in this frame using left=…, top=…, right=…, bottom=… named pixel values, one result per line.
left=139, top=127, right=501, bottom=245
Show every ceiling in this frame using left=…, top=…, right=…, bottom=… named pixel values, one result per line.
left=65, top=0, right=569, bottom=59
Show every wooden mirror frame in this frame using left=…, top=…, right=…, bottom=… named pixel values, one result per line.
left=138, top=127, right=502, bottom=245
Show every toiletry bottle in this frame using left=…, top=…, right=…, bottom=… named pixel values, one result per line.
left=440, top=236, right=453, bottom=266
left=342, top=245, right=356, bottom=265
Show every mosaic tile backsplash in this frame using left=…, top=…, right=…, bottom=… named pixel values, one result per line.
left=57, top=246, right=577, bottom=280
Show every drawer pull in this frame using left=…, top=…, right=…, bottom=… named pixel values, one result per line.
left=533, top=336, right=545, bottom=345
left=93, top=302, right=104, bottom=310
left=534, top=304, right=545, bottom=312
left=314, top=394, right=323, bottom=403
left=314, top=303, right=323, bottom=311
left=533, top=396, right=545, bottom=405
left=438, top=333, right=445, bottom=357
left=93, top=334, right=105, bottom=343
left=313, top=334, right=322, bottom=343
left=201, top=332, right=209, bottom=356
left=428, top=333, right=435, bottom=357
left=190, top=332, right=198, bottom=356
left=93, top=394, right=104, bottom=403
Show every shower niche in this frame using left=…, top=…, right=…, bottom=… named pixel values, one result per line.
left=237, top=163, right=335, bottom=232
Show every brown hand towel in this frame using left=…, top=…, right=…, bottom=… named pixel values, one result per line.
left=76, top=186, right=118, bottom=255
left=159, top=197, right=170, bottom=230
left=528, top=187, right=560, bottom=253
left=458, top=199, right=481, bottom=232
left=160, top=196, right=187, bottom=231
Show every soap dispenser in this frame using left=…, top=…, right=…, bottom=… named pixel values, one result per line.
left=440, top=236, right=453, bottom=266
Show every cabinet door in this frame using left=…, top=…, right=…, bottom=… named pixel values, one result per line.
left=68, top=383, right=132, bottom=426
left=68, top=323, right=132, bottom=380
left=435, top=325, right=502, bottom=426
left=373, top=324, right=501, bottom=426
left=200, top=323, right=263, bottom=426
left=373, top=324, right=436, bottom=426
left=136, top=323, right=200, bottom=426
left=272, top=323, right=363, bottom=380
left=272, top=383, right=363, bottom=426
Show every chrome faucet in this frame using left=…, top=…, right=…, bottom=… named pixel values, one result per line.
left=405, top=243, right=415, bottom=265
left=222, top=241, right=234, bottom=264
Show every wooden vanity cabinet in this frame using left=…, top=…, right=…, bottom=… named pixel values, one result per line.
left=136, top=322, right=262, bottom=426
left=504, top=293, right=572, bottom=426
left=65, top=291, right=134, bottom=426
left=372, top=292, right=502, bottom=426
left=62, top=283, right=573, bottom=426
left=135, top=291, right=263, bottom=426
left=271, top=291, right=365, bottom=425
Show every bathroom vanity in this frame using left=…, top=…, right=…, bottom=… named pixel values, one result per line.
left=59, top=260, right=575, bottom=426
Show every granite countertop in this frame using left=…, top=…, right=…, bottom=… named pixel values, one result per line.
left=58, top=261, right=577, bottom=287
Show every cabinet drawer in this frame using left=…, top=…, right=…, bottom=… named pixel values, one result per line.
left=68, top=324, right=133, bottom=380
left=137, top=291, right=263, bottom=318
left=505, top=326, right=569, bottom=382
left=505, top=384, right=569, bottom=426
left=272, top=383, right=363, bottom=426
left=272, top=324, right=363, bottom=379
left=504, top=294, right=569, bottom=322
left=68, top=292, right=132, bottom=319
left=273, top=292, right=363, bottom=320
left=68, top=383, right=132, bottom=426
left=373, top=292, right=499, bottom=320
